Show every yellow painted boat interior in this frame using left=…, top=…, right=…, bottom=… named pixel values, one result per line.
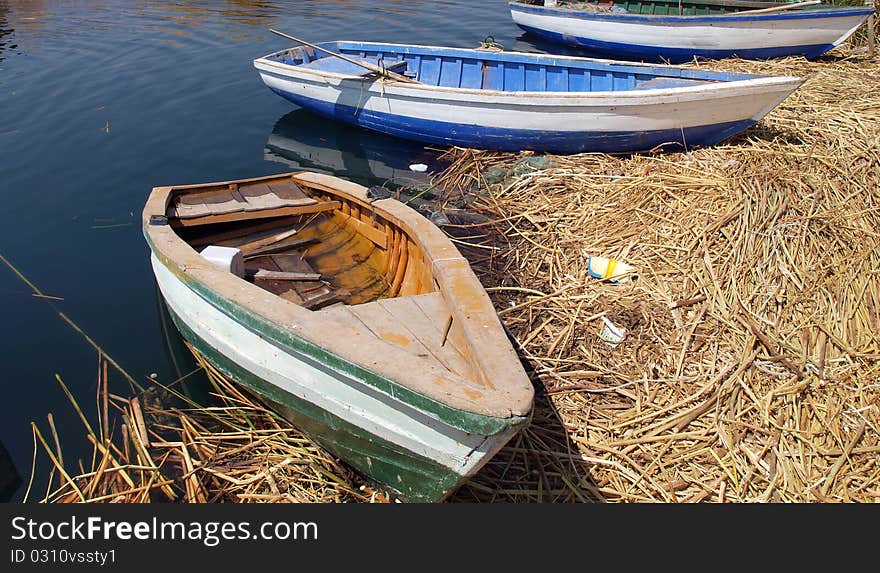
left=167, top=172, right=478, bottom=382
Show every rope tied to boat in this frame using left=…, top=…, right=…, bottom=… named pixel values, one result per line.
left=476, top=36, right=504, bottom=52
left=377, top=57, right=387, bottom=96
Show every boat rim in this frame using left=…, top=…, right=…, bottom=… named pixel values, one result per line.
left=508, top=0, right=875, bottom=22
left=253, top=43, right=804, bottom=99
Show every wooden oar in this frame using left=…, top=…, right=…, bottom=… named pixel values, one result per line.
left=269, top=29, right=421, bottom=84
left=737, top=0, right=821, bottom=15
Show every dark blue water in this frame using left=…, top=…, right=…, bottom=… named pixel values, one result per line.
left=0, top=0, right=574, bottom=501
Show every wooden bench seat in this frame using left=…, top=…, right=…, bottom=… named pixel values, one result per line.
left=168, top=180, right=341, bottom=227
left=298, top=56, right=408, bottom=77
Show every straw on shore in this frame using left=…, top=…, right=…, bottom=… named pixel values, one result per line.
left=439, top=49, right=880, bottom=502
left=30, top=348, right=376, bottom=503
left=32, top=44, right=878, bottom=503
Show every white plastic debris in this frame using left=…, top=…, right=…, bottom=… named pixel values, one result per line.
left=200, top=245, right=245, bottom=278
left=409, top=163, right=428, bottom=172
left=599, top=316, right=627, bottom=347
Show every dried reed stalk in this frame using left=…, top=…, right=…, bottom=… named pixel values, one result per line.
left=33, top=349, right=373, bottom=503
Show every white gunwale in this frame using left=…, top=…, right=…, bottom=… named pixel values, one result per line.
left=253, top=43, right=803, bottom=103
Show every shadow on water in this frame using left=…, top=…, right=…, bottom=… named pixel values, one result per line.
left=0, top=439, right=22, bottom=503
left=264, top=108, right=448, bottom=190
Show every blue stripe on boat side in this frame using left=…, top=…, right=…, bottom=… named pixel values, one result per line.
left=515, top=24, right=837, bottom=63
left=268, top=88, right=756, bottom=154
left=509, top=3, right=874, bottom=24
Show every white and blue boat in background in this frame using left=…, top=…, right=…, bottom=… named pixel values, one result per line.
left=254, top=41, right=802, bottom=154
left=509, top=0, right=874, bottom=63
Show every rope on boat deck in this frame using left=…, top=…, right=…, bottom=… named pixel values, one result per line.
left=477, top=36, right=504, bottom=52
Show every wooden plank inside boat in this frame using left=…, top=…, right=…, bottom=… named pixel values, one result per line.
left=170, top=201, right=340, bottom=228
left=168, top=178, right=336, bottom=227
left=320, top=293, right=474, bottom=380
left=186, top=216, right=301, bottom=250
left=338, top=213, right=387, bottom=248
left=173, top=188, right=245, bottom=218
left=246, top=252, right=343, bottom=310
left=253, top=270, right=322, bottom=281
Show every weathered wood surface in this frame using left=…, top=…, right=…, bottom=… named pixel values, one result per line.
left=171, top=180, right=316, bottom=219
left=237, top=227, right=300, bottom=254
left=738, top=0, right=821, bottom=15
left=241, top=237, right=317, bottom=258
left=170, top=201, right=340, bottom=228
left=320, top=293, right=474, bottom=380
left=253, top=270, right=322, bottom=281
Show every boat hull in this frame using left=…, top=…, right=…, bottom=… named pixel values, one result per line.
left=150, top=254, right=526, bottom=502
left=510, top=3, right=874, bottom=63
left=255, top=50, right=801, bottom=153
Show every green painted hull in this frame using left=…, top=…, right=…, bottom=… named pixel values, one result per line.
left=168, top=307, right=493, bottom=502
left=146, top=233, right=515, bottom=437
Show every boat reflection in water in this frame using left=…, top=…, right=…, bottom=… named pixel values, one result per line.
left=264, top=109, right=447, bottom=190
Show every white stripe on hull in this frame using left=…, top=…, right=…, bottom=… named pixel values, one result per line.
left=255, top=63, right=799, bottom=132
left=152, top=255, right=519, bottom=477
left=511, top=10, right=868, bottom=51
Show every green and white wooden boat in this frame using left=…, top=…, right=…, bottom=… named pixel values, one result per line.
left=143, top=171, right=535, bottom=502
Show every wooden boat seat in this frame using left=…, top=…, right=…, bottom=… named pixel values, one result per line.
left=299, top=56, right=408, bottom=77
left=168, top=180, right=342, bottom=227
left=320, top=293, right=474, bottom=380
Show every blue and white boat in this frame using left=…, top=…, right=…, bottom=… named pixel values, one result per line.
left=509, top=0, right=875, bottom=63
left=254, top=41, right=802, bottom=154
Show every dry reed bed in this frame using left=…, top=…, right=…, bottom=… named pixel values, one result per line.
left=33, top=47, right=878, bottom=504
left=441, top=49, right=880, bottom=502
left=29, top=349, right=376, bottom=503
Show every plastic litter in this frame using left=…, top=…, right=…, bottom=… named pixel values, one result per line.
left=587, top=255, right=638, bottom=284
left=599, top=316, right=627, bottom=347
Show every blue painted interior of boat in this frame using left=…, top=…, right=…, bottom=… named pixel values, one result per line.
left=299, top=57, right=407, bottom=76
left=271, top=42, right=759, bottom=93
